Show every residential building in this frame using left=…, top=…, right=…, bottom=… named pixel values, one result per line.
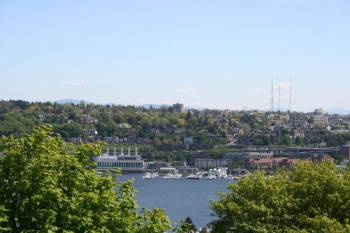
left=81, top=128, right=98, bottom=136
left=289, top=113, right=307, bottom=128
left=173, top=103, right=186, bottom=113
left=313, top=114, right=328, bottom=128
left=184, top=136, right=194, bottom=145
left=313, top=108, right=328, bottom=128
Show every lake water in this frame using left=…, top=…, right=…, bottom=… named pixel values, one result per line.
left=117, top=173, right=235, bottom=228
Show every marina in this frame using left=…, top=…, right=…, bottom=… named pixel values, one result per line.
left=94, top=147, right=249, bottom=181
left=142, top=168, right=245, bottom=180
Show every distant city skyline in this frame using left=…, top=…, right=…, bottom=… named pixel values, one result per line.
left=1, top=0, right=350, bottom=112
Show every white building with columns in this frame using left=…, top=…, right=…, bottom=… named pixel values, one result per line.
left=95, top=147, right=146, bottom=172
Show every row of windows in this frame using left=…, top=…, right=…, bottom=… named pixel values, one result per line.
left=196, top=161, right=228, bottom=166
left=97, top=161, right=144, bottom=169
left=117, top=157, right=138, bottom=161
left=103, top=156, right=139, bottom=161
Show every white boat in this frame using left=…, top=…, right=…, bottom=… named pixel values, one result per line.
left=172, top=173, right=182, bottom=179
left=163, top=173, right=182, bottom=179
left=226, top=175, right=239, bottom=180
left=143, top=172, right=159, bottom=179
left=186, top=174, right=201, bottom=179
left=205, top=174, right=217, bottom=180
left=142, top=172, right=152, bottom=179
left=163, top=173, right=174, bottom=179
left=151, top=172, right=159, bottom=178
left=208, top=168, right=228, bottom=179
left=96, top=171, right=103, bottom=175
left=206, top=169, right=218, bottom=179
left=217, top=168, right=228, bottom=179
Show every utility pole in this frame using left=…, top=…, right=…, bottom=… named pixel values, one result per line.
left=271, top=79, right=274, bottom=112
left=278, top=80, right=281, bottom=112
left=289, top=77, right=292, bottom=112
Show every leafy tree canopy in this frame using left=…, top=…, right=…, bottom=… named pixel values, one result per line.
left=174, top=216, right=197, bottom=233
left=211, top=162, right=350, bottom=233
left=0, top=125, right=171, bottom=232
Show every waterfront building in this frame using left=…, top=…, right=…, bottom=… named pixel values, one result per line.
left=244, top=152, right=273, bottom=159
left=245, top=157, right=301, bottom=170
left=195, top=158, right=231, bottom=169
left=177, top=167, right=198, bottom=175
left=95, top=147, right=146, bottom=172
left=147, top=162, right=157, bottom=171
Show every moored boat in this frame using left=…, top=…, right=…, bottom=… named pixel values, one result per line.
left=142, top=172, right=152, bottom=179
left=163, top=172, right=182, bottom=179
left=205, top=174, right=217, bottom=180
left=143, top=172, right=159, bottom=179
left=186, top=174, right=201, bottom=179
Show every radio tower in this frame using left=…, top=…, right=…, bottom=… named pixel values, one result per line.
left=271, top=79, right=274, bottom=112
left=278, top=79, right=281, bottom=112
left=289, top=77, right=292, bottom=112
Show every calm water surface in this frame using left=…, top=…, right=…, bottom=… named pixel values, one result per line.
left=117, top=173, right=235, bottom=228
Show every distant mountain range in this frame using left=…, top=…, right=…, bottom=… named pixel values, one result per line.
left=54, top=100, right=171, bottom=109
left=327, top=109, right=350, bottom=115
left=54, top=99, right=89, bottom=105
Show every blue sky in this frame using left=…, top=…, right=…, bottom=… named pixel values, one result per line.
left=0, top=0, right=349, bottom=111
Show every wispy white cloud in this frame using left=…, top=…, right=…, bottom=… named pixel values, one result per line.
left=177, top=85, right=195, bottom=94
left=71, top=80, right=86, bottom=87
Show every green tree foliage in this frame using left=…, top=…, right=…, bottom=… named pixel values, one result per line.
left=0, top=206, right=9, bottom=232
left=53, top=122, right=82, bottom=140
left=211, top=162, right=350, bottom=233
left=199, top=227, right=209, bottom=233
left=0, top=101, right=228, bottom=152
left=136, top=208, right=172, bottom=233
left=325, top=133, right=350, bottom=147
left=174, top=217, right=197, bottom=233
left=0, top=125, right=171, bottom=232
left=73, top=142, right=106, bottom=168
left=0, top=112, right=37, bottom=136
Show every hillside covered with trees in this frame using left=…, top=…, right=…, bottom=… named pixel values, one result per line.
left=0, top=100, right=227, bottom=150
left=2, top=99, right=350, bottom=163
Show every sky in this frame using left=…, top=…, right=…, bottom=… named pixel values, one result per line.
left=0, top=0, right=349, bottom=112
